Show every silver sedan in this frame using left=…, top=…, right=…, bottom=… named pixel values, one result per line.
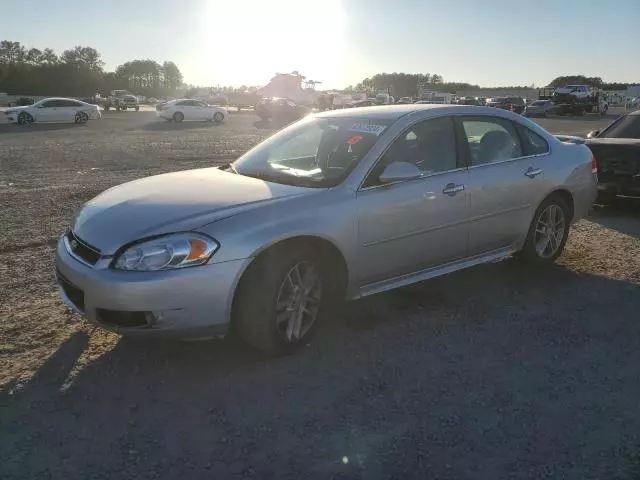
left=56, top=105, right=597, bottom=354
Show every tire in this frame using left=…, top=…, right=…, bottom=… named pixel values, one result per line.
left=173, top=112, right=184, bottom=123
left=519, top=195, right=571, bottom=264
left=234, top=245, right=326, bottom=355
left=213, top=111, right=224, bottom=124
left=17, top=112, right=34, bottom=125
left=75, top=112, right=88, bottom=124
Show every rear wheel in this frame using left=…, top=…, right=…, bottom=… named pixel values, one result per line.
left=17, top=112, right=34, bottom=125
left=213, top=111, right=224, bottom=124
left=75, top=111, right=88, bottom=124
left=234, top=246, right=326, bottom=355
left=173, top=111, right=184, bottom=123
left=519, top=196, right=571, bottom=264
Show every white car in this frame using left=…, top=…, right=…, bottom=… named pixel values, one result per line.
left=155, top=99, right=228, bottom=123
left=5, top=97, right=101, bottom=125
left=553, top=85, right=594, bottom=101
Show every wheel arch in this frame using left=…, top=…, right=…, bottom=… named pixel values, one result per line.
left=543, top=188, right=575, bottom=221
left=230, top=234, right=350, bottom=325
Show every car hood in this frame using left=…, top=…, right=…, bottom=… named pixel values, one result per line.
left=72, top=167, right=316, bottom=254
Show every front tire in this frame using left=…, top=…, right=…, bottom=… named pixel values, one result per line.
left=173, top=111, right=184, bottom=123
left=519, top=196, right=571, bottom=264
left=213, top=111, right=224, bottom=124
left=234, top=246, right=326, bottom=355
left=17, top=112, right=34, bottom=125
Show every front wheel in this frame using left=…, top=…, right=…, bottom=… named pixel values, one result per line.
left=213, top=111, right=224, bottom=124
left=234, top=247, right=326, bottom=355
left=18, top=112, right=34, bottom=125
left=75, top=112, right=88, bottom=124
left=519, top=196, right=571, bottom=264
left=173, top=112, right=184, bottom=123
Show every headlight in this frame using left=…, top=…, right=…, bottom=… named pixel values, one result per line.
left=113, top=233, right=219, bottom=271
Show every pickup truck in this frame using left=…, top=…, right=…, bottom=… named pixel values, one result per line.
left=101, top=90, right=139, bottom=111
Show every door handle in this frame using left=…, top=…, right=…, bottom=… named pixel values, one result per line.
left=442, top=183, right=465, bottom=196
left=525, top=167, right=543, bottom=178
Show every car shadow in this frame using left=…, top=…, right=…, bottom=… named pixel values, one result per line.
left=3, top=260, right=640, bottom=478
left=137, top=121, right=222, bottom=132
left=0, top=123, right=83, bottom=134
left=589, top=201, right=640, bottom=237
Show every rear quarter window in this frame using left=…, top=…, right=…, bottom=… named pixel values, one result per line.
left=515, top=124, right=549, bottom=155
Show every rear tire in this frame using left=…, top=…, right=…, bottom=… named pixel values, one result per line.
left=234, top=246, right=326, bottom=356
left=173, top=112, right=184, bottom=123
left=74, top=112, right=88, bottom=124
left=519, top=195, right=571, bottom=265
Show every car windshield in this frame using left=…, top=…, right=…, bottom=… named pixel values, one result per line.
left=231, top=116, right=391, bottom=188
left=598, top=114, right=640, bottom=139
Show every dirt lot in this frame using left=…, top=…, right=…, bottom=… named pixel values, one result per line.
left=1, top=109, right=639, bottom=479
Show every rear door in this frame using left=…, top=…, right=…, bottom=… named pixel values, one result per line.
left=58, top=100, right=83, bottom=122
left=458, top=115, right=551, bottom=255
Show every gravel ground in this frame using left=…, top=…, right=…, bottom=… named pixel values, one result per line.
left=0, top=110, right=639, bottom=480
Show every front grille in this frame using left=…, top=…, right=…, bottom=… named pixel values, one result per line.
left=56, top=269, right=85, bottom=312
left=66, top=231, right=101, bottom=266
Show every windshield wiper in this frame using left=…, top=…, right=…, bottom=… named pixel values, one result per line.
left=219, top=162, right=239, bottom=174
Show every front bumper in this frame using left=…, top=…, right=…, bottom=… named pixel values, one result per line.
left=55, top=236, right=251, bottom=339
left=5, top=113, right=18, bottom=123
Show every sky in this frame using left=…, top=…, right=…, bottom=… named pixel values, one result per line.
left=3, top=0, right=639, bottom=89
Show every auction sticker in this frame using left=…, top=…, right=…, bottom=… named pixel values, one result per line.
left=349, top=123, right=387, bottom=136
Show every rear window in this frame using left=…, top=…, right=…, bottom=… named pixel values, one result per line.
left=599, top=114, right=640, bottom=139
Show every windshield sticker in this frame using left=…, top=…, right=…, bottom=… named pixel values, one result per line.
left=349, top=123, right=387, bottom=136
left=346, top=135, right=364, bottom=145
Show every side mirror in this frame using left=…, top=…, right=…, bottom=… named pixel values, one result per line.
left=587, top=130, right=600, bottom=139
left=379, top=162, right=422, bottom=184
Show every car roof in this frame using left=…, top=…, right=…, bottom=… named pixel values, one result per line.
left=314, top=104, right=505, bottom=121
left=40, top=97, right=84, bottom=101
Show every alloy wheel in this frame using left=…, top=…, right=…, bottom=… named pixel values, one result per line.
left=534, top=204, right=566, bottom=259
left=275, top=261, right=322, bottom=343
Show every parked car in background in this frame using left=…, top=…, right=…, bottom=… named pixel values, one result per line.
left=397, top=97, right=413, bottom=104
left=524, top=100, right=555, bottom=117
left=584, top=110, right=640, bottom=204
left=255, top=97, right=310, bottom=123
left=457, top=97, right=483, bottom=106
left=56, top=104, right=596, bottom=355
left=486, top=96, right=526, bottom=114
left=5, top=97, right=101, bottom=125
left=156, top=99, right=227, bottom=123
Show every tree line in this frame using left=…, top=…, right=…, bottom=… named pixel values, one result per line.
left=0, top=40, right=184, bottom=98
left=348, top=73, right=638, bottom=98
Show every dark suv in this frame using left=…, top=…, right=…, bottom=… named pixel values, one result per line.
left=255, top=97, right=310, bottom=122
left=486, top=96, right=525, bottom=114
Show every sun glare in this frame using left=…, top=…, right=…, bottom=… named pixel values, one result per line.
left=198, top=0, right=345, bottom=88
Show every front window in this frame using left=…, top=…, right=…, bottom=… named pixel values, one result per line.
left=231, top=116, right=392, bottom=187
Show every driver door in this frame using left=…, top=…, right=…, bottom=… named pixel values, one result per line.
left=356, top=116, right=470, bottom=286
left=35, top=100, right=59, bottom=122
